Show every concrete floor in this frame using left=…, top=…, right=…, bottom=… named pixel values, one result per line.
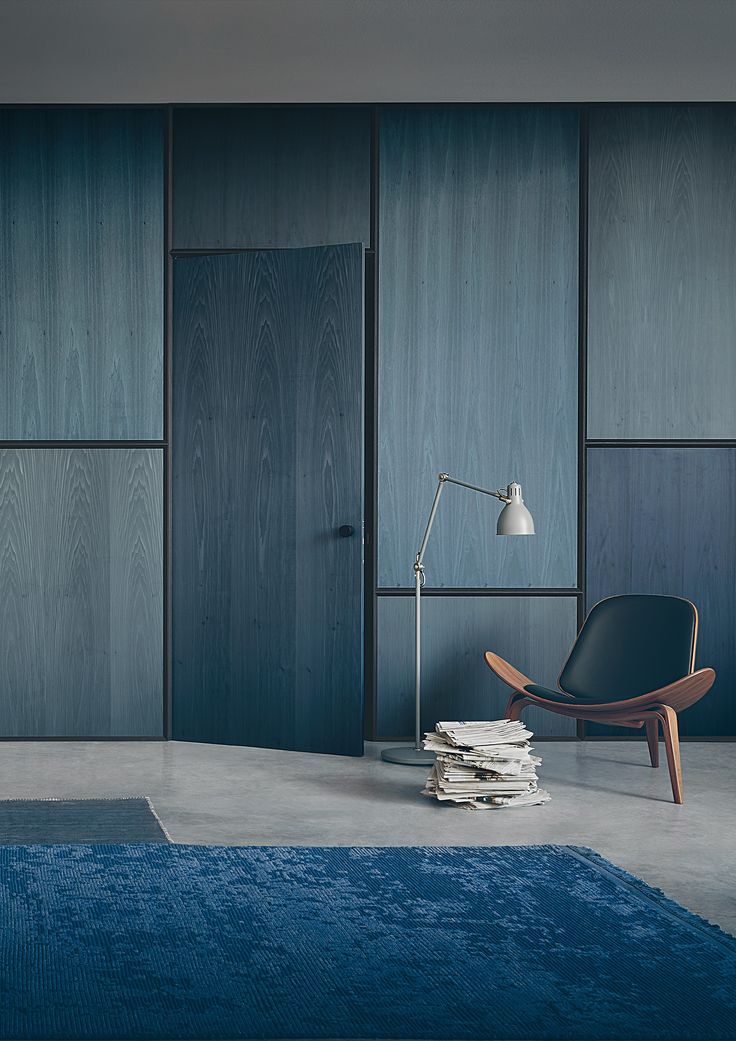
left=0, top=737, right=734, bottom=934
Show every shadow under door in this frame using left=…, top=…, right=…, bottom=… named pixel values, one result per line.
left=172, top=244, right=364, bottom=755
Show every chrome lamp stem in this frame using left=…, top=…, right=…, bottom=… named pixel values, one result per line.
left=381, top=473, right=516, bottom=768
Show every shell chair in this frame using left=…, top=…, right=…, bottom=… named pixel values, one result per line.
left=484, top=594, right=716, bottom=804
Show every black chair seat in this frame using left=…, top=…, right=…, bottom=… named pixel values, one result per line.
left=524, top=683, right=580, bottom=704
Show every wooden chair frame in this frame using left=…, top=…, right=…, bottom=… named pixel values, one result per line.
left=484, top=603, right=715, bottom=804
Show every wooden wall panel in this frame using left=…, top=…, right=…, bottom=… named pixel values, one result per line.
left=376, top=595, right=578, bottom=738
left=172, top=245, right=363, bottom=754
left=588, top=106, right=736, bottom=439
left=0, top=449, right=163, bottom=736
left=109, top=451, right=166, bottom=735
left=172, top=107, right=371, bottom=249
left=586, top=448, right=736, bottom=737
left=0, top=109, right=164, bottom=440
left=378, top=107, right=579, bottom=588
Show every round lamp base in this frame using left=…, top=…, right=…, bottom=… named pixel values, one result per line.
left=381, top=746, right=436, bottom=766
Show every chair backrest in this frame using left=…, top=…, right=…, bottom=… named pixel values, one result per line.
left=559, top=594, right=697, bottom=703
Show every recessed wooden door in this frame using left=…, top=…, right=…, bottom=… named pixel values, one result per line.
left=173, top=245, right=364, bottom=755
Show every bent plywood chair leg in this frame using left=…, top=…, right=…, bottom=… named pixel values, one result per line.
left=645, top=718, right=660, bottom=768
left=505, top=694, right=532, bottom=721
left=656, top=705, right=683, bottom=804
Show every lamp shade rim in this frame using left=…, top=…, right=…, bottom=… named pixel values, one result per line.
left=496, top=500, right=535, bottom=535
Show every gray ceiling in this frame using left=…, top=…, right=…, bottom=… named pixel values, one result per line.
left=0, top=0, right=735, bottom=103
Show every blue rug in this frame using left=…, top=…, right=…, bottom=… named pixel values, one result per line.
left=0, top=798, right=169, bottom=844
left=0, top=844, right=733, bottom=1040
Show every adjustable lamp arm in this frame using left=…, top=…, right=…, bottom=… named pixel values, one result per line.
left=415, top=472, right=512, bottom=574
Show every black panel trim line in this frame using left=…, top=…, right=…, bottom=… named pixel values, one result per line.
left=171, top=246, right=377, bottom=258
left=577, top=107, right=589, bottom=740
left=363, top=109, right=379, bottom=741
left=377, top=588, right=583, bottom=597
left=0, top=104, right=169, bottom=111
left=0, top=441, right=167, bottom=449
left=588, top=439, right=736, bottom=448
left=163, top=103, right=736, bottom=111
left=5, top=104, right=736, bottom=113
left=163, top=104, right=173, bottom=740
left=0, top=736, right=168, bottom=742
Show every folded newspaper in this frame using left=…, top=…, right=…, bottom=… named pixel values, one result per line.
left=422, top=719, right=551, bottom=810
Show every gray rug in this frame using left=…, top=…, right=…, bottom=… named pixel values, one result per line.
left=0, top=797, right=170, bottom=844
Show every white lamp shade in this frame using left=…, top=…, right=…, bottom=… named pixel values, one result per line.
left=496, top=482, right=535, bottom=535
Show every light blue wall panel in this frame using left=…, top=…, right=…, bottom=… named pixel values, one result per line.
left=588, top=105, right=736, bottom=439
left=586, top=448, right=736, bottom=737
left=0, top=109, right=164, bottom=439
left=378, top=107, right=579, bottom=588
left=377, top=595, right=578, bottom=738
left=0, top=449, right=163, bottom=737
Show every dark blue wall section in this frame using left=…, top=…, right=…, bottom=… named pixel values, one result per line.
left=377, top=595, right=578, bottom=738
left=0, top=449, right=163, bottom=737
left=173, top=245, right=364, bottom=755
left=378, top=107, right=579, bottom=589
left=588, top=106, right=736, bottom=439
left=0, top=109, right=164, bottom=440
left=586, top=448, right=736, bottom=737
left=172, top=107, right=371, bottom=249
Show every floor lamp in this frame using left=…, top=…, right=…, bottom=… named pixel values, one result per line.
left=381, top=473, right=536, bottom=766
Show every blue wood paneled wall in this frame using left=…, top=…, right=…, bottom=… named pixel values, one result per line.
left=0, top=449, right=163, bottom=736
left=588, top=106, right=736, bottom=439
left=1, top=103, right=734, bottom=743
left=377, top=107, right=579, bottom=590
left=373, top=107, right=580, bottom=741
left=172, top=107, right=371, bottom=249
left=586, top=448, right=736, bottom=737
left=0, top=108, right=165, bottom=738
left=378, top=596, right=578, bottom=738
left=0, top=109, right=164, bottom=440
left=584, top=105, right=736, bottom=739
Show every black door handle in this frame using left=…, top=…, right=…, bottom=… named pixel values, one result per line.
left=338, top=524, right=355, bottom=538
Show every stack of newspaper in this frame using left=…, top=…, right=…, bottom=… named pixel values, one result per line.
left=421, top=719, right=551, bottom=810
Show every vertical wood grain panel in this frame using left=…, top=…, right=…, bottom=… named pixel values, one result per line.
left=588, top=106, right=736, bottom=438
left=109, top=451, right=165, bottom=735
left=378, top=107, right=579, bottom=588
left=173, top=251, right=296, bottom=747
left=172, top=107, right=371, bottom=248
left=44, top=451, right=109, bottom=734
left=376, top=595, right=578, bottom=738
left=0, top=109, right=164, bottom=439
left=586, top=448, right=736, bottom=737
left=172, top=245, right=363, bottom=754
left=0, top=452, right=45, bottom=734
left=0, top=449, right=163, bottom=737
left=294, top=248, right=364, bottom=752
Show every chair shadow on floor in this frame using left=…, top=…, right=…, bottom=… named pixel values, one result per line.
left=543, top=773, right=678, bottom=805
